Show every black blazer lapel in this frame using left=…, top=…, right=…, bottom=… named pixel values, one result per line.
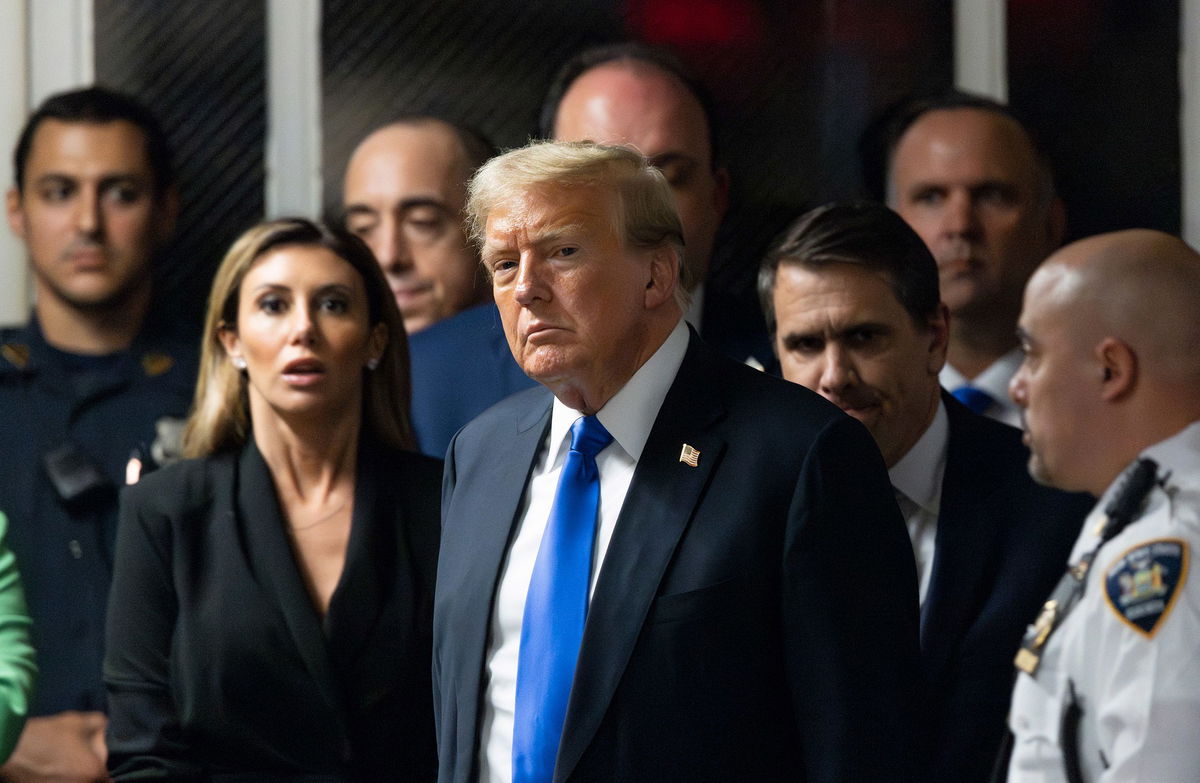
left=555, top=334, right=726, bottom=781
left=325, top=443, right=390, bottom=666
left=235, top=440, right=345, bottom=725
left=920, top=395, right=1005, bottom=681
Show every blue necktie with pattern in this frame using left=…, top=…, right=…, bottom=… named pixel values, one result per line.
left=512, top=415, right=613, bottom=783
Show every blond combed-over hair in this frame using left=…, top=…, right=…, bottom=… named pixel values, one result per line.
left=465, top=140, right=690, bottom=308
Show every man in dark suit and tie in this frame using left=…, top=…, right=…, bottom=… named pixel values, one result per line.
left=341, top=117, right=535, bottom=457
left=433, top=141, right=922, bottom=783
left=758, top=201, right=1091, bottom=782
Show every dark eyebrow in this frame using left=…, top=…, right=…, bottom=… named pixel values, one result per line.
left=314, top=283, right=354, bottom=297
left=904, top=179, right=946, bottom=193
left=839, top=321, right=891, bottom=336
left=249, top=282, right=355, bottom=297
left=34, top=171, right=146, bottom=186
left=970, top=179, right=1020, bottom=195
left=343, top=204, right=377, bottom=219
left=32, top=174, right=76, bottom=187
left=780, top=330, right=821, bottom=351
left=397, top=197, right=449, bottom=211
left=98, top=174, right=148, bottom=188
left=780, top=321, right=891, bottom=350
left=344, top=198, right=449, bottom=222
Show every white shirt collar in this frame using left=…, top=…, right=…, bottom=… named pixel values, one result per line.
left=888, top=399, right=949, bottom=514
left=546, top=319, right=690, bottom=466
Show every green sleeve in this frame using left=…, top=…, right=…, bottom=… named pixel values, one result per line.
left=0, top=512, right=37, bottom=762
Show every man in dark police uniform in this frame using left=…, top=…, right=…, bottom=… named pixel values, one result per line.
left=0, top=86, right=194, bottom=780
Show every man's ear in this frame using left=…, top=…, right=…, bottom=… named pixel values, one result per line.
left=1097, top=336, right=1136, bottom=402
left=644, top=246, right=680, bottom=310
left=6, top=188, right=25, bottom=241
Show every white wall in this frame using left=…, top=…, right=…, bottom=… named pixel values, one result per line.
left=0, top=0, right=94, bottom=324
left=0, top=0, right=30, bottom=324
left=266, top=0, right=322, bottom=218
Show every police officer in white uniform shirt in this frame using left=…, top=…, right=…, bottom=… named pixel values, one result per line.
left=1005, top=229, right=1200, bottom=782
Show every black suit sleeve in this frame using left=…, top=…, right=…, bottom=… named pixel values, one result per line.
left=104, top=479, right=202, bottom=780
left=783, top=414, right=922, bottom=783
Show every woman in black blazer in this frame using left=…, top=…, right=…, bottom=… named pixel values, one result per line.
left=105, top=218, right=439, bottom=780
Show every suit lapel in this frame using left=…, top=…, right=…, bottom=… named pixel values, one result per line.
left=920, top=397, right=1003, bottom=681
left=236, top=440, right=345, bottom=722
left=555, top=336, right=726, bottom=781
left=448, top=397, right=551, bottom=774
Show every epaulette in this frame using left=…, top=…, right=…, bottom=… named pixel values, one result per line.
left=140, top=351, right=175, bottom=377
left=1015, top=458, right=1160, bottom=676
left=0, top=341, right=30, bottom=371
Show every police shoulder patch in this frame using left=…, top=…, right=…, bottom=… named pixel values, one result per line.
left=1104, top=538, right=1189, bottom=638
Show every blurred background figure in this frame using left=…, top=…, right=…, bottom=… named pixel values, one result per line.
left=0, top=86, right=191, bottom=782
left=104, top=219, right=440, bottom=779
left=872, top=92, right=1064, bottom=427
left=342, top=117, right=534, bottom=457
left=342, top=117, right=490, bottom=335
left=541, top=42, right=772, bottom=369
left=1006, top=229, right=1200, bottom=782
left=760, top=200, right=1089, bottom=783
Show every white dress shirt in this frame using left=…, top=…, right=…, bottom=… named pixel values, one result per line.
left=940, top=348, right=1023, bottom=428
left=888, top=400, right=949, bottom=605
left=478, top=319, right=690, bottom=783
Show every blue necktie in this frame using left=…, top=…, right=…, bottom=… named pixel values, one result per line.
left=952, top=384, right=995, bottom=415
left=512, top=415, right=613, bottom=783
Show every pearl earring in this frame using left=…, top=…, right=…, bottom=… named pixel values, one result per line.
left=233, top=357, right=247, bottom=370
left=366, top=357, right=380, bottom=371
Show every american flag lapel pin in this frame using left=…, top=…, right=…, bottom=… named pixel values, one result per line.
left=679, top=443, right=700, bottom=467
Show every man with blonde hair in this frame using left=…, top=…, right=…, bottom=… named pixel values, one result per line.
left=434, top=140, right=921, bottom=783
left=1006, top=229, right=1200, bottom=781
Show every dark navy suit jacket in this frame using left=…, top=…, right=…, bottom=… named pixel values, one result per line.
left=919, top=393, right=1091, bottom=782
left=408, top=303, right=536, bottom=458
left=434, top=331, right=923, bottom=782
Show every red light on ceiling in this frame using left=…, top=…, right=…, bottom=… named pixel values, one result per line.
left=626, top=0, right=764, bottom=46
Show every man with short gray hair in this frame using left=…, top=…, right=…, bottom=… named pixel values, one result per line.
left=434, top=140, right=921, bottom=783
left=876, top=91, right=1065, bottom=427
